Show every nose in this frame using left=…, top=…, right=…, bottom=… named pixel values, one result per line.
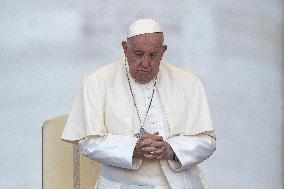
left=140, top=56, right=151, bottom=68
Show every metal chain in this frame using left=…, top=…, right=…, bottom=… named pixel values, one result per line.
left=124, top=59, right=157, bottom=137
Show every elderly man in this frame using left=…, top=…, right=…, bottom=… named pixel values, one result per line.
left=61, top=18, right=216, bottom=189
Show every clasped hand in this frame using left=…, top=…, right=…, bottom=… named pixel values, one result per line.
left=133, top=132, right=174, bottom=160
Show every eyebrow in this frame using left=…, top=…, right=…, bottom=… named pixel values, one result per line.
left=133, top=50, right=143, bottom=53
left=133, top=50, right=160, bottom=54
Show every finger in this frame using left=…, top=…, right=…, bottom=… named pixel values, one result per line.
left=142, top=146, right=156, bottom=152
left=140, top=132, right=162, bottom=141
left=140, top=132, right=152, bottom=140
left=142, top=141, right=165, bottom=152
left=155, top=154, right=164, bottom=160
left=140, top=138, right=154, bottom=147
left=149, top=132, right=160, bottom=136
left=148, top=134, right=163, bottom=141
left=152, top=146, right=165, bottom=155
left=144, top=154, right=156, bottom=160
left=135, top=138, right=146, bottom=149
left=140, top=138, right=165, bottom=148
left=149, top=141, right=164, bottom=148
left=140, top=136, right=164, bottom=148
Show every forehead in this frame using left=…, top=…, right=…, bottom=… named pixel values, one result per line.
left=127, top=33, right=163, bottom=49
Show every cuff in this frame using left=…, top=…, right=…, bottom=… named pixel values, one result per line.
left=132, top=158, right=143, bottom=170
left=168, top=159, right=182, bottom=171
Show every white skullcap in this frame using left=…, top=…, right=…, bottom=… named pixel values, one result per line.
left=127, top=18, right=163, bottom=38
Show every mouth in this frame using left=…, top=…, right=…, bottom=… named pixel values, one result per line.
left=138, top=69, right=150, bottom=74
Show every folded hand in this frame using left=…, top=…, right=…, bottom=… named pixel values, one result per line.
left=133, top=132, right=174, bottom=160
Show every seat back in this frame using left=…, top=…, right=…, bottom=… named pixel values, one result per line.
left=42, top=115, right=100, bottom=189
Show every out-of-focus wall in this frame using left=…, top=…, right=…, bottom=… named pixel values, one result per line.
left=0, top=1, right=283, bottom=188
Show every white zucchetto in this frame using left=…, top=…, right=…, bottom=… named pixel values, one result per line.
left=127, top=18, right=163, bottom=38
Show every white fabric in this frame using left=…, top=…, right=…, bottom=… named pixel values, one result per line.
left=95, top=176, right=168, bottom=189
left=61, top=59, right=214, bottom=141
left=167, top=135, right=216, bottom=171
left=79, top=135, right=141, bottom=170
left=127, top=18, right=163, bottom=38
left=79, top=133, right=215, bottom=189
left=128, top=67, right=169, bottom=139
left=80, top=78, right=170, bottom=188
left=61, top=59, right=216, bottom=189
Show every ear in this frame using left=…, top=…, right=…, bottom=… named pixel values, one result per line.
left=162, top=45, right=167, bottom=54
left=121, top=41, right=128, bottom=54
left=163, top=45, right=168, bottom=53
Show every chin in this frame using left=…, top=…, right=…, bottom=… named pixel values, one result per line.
left=135, top=79, right=150, bottom=84
left=133, top=73, right=156, bottom=84
left=135, top=77, right=152, bottom=84
left=138, top=77, right=158, bottom=84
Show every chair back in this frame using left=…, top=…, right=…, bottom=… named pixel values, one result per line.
left=42, top=115, right=100, bottom=189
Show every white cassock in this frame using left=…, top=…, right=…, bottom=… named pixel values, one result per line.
left=61, top=59, right=216, bottom=189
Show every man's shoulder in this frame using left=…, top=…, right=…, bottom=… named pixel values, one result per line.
left=85, top=59, right=123, bottom=82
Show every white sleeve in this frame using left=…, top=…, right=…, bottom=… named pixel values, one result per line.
left=166, top=134, right=216, bottom=171
left=79, top=134, right=143, bottom=170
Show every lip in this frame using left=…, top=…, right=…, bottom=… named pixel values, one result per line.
left=138, top=70, right=150, bottom=73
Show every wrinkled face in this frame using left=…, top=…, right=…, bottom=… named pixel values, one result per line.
left=122, top=32, right=167, bottom=84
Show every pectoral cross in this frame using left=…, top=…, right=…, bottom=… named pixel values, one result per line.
left=134, top=126, right=146, bottom=138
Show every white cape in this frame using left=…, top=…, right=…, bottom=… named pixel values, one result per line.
left=62, top=59, right=216, bottom=189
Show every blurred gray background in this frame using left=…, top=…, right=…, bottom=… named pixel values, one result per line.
left=0, top=0, right=283, bottom=188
